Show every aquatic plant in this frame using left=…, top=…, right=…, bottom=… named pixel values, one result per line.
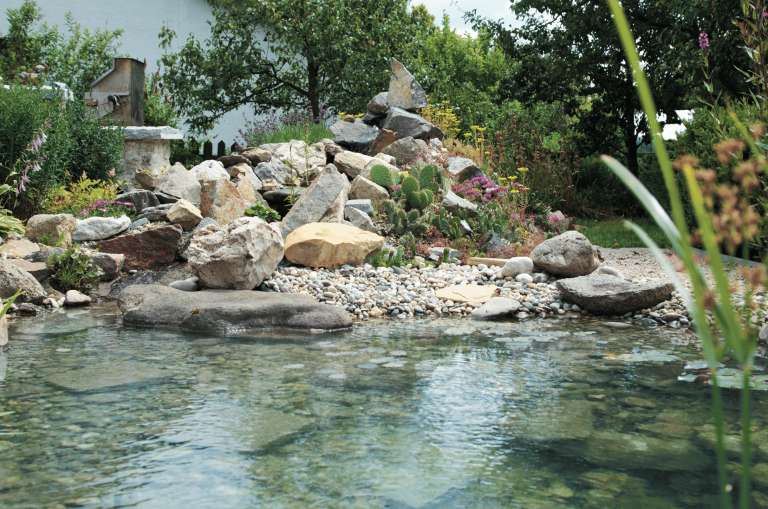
left=607, top=0, right=766, bottom=505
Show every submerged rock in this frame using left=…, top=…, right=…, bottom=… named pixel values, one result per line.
left=557, top=274, right=674, bottom=315
left=471, top=297, right=521, bottom=319
left=118, top=284, right=353, bottom=331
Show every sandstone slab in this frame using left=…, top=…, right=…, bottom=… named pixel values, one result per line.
left=284, top=223, right=384, bottom=269
left=167, top=199, right=203, bottom=230
left=3, top=239, right=39, bottom=258
left=366, top=128, right=398, bottom=156
left=9, top=259, right=52, bottom=282
left=435, top=285, right=498, bottom=304
left=239, top=147, right=272, bottom=165
left=556, top=274, right=674, bottom=315
left=118, top=284, right=352, bottom=331
left=334, top=151, right=375, bottom=179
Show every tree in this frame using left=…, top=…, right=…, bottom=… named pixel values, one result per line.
left=466, top=0, right=748, bottom=176
left=158, top=0, right=433, bottom=134
left=0, top=0, right=124, bottom=97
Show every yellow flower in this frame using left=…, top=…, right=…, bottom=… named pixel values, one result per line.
left=484, top=151, right=490, bottom=154
left=510, top=176, right=518, bottom=180
left=476, top=126, right=487, bottom=132
left=510, top=189, right=519, bottom=194
left=518, top=167, right=529, bottom=172
left=464, top=133, right=471, bottom=137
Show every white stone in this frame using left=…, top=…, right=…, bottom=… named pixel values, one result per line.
left=73, top=215, right=131, bottom=242
left=501, top=257, right=534, bottom=277
left=189, top=160, right=230, bottom=183
left=154, top=163, right=202, bottom=203
left=515, top=273, right=534, bottom=284
left=65, top=290, right=91, bottom=306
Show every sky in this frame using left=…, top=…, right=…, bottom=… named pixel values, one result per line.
left=417, top=0, right=514, bottom=36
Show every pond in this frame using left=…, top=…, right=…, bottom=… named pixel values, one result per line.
left=1, top=303, right=766, bottom=508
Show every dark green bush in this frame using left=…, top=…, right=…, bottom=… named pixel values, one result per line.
left=0, top=85, right=124, bottom=218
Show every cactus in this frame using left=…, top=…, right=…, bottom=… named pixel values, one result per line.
left=370, top=164, right=392, bottom=187
left=401, top=176, right=419, bottom=196
left=418, top=165, right=436, bottom=189
left=408, top=189, right=434, bottom=211
left=431, top=209, right=464, bottom=240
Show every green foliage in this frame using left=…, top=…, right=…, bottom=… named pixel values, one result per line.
left=431, top=209, right=463, bottom=240
left=0, top=1, right=124, bottom=98
left=576, top=218, right=669, bottom=249
left=0, top=185, right=24, bottom=236
left=0, top=288, right=23, bottom=321
left=245, top=201, right=281, bottom=223
left=0, top=86, right=124, bottom=217
left=368, top=247, right=405, bottom=268
left=44, top=175, right=122, bottom=215
left=40, top=232, right=64, bottom=247
left=469, top=0, right=702, bottom=176
left=158, top=0, right=433, bottom=134
left=46, top=244, right=102, bottom=293
left=401, top=232, right=417, bottom=258
left=382, top=199, right=428, bottom=236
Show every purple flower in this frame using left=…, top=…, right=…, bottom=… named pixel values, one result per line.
left=699, top=32, right=709, bottom=50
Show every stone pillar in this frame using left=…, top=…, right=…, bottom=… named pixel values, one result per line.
left=119, top=126, right=184, bottom=188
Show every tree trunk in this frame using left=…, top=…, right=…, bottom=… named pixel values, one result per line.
left=307, top=60, right=320, bottom=123
left=624, top=63, right=639, bottom=177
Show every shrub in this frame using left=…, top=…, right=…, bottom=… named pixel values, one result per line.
left=239, top=105, right=333, bottom=147
left=245, top=201, right=281, bottom=222
left=46, top=245, right=103, bottom=293
left=44, top=175, right=123, bottom=215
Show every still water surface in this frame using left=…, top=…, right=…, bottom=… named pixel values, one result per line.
left=2, top=303, right=767, bottom=508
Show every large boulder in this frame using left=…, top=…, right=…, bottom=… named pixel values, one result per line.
left=334, top=151, right=375, bottom=179
left=441, top=190, right=478, bottom=217
left=73, top=215, right=131, bottom=242
left=284, top=223, right=384, bottom=269
left=381, top=108, right=443, bottom=142
left=329, top=119, right=379, bottom=153
left=167, top=199, right=203, bottom=230
left=234, top=176, right=259, bottom=207
left=9, top=259, right=51, bottom=282
left=280, top=164, right=350, bottom=239
left=4, top=239, right=39, bottom=258
left=199, top=179, right=247, bottom=226
left=189, top=160, right=230, bottom=183
left=381, top=136, right=421, bottom=166
left=318, top=173, right=351, bottom=224
left=367, top=91, right=390, bottom=114
left=154, top=163, right=202, bottom=204
left=118, top=284, right=352, bottom=332
left=386, top=60, right=427, bottom=110
left=447, top=157, right=484, bottom=180
left=349, top=176, right=389, bottom=209
left=96, top=225, right=183, bottom=271
left=25, top=214, right=77, bottom=248
left=530, top=231, right=599, bottom=277
left=186, top=217, right=284, bottom=290
left=239, top=146, right=272, bottom=165
left=557, top=274, right=674, bottom=315
left=115, top=190, right=159, bottom=215
left=0, top=259, right=46, bottom=304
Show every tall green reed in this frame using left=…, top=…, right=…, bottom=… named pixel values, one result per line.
left=607, top=0, right=766, bottom=506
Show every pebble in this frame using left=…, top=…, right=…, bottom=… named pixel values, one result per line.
left=282, top=364, right=304, bottom=369
left=328, top=373, right=347, bottom=380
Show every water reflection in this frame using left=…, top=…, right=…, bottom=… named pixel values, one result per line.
left=0, top=303, right=763, bottom=507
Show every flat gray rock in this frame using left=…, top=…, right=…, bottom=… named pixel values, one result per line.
left=118, top=284, right=353, bottom=332
left=122, top=126, right=183, bottom=140
left=46, top=361, right=167, bottom=391
left=330, top=119, right=379, bottom=153
left=471, top=297, right=521, bottom=319
left=557, top=274, right=674, bottom=315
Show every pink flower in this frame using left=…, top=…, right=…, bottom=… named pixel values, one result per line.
left=699, top=32, right=709, bottom=50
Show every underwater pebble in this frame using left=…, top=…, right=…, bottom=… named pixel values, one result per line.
left=357, top=364, right=378, bottom=370
left=328, top=373, right=347, bottom=380
left=389, top=351, right=407, bottom=357
left=55, top=348, right=71, bottom=353
left=282, top=364, right=305, bottom=369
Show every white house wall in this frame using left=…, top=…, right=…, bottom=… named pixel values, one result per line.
left=0, top=0, right=252, bottom=147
